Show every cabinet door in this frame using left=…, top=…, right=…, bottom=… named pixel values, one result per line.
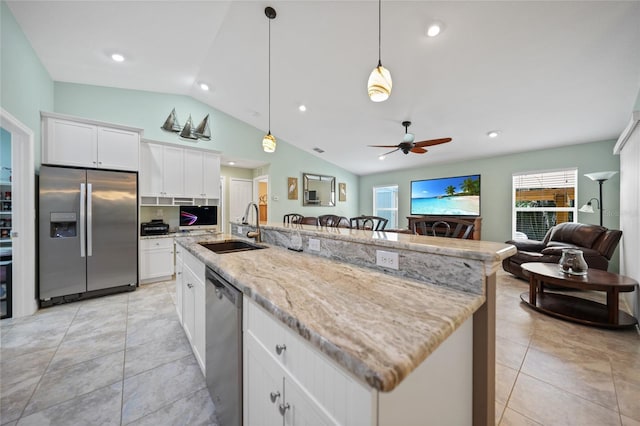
left=44, top=118, right=98, bottom=167
left=193, top=276, right=206, bottom=372
left=202, top=152, right=220, bottom=199
left=162, top=146, right=185, bottom=196
left=182, top=266, right=196, bottom=343
left=140, top=238, right=174, bottom=281
left=97, top=127, right=139, bottom=171
left=140, top=143, right=164, bottom=196
left=284, top=377, right=336, bottom=426
left=175, top=245, right=184, bottom=323
left=183, top=150, right=205, bottom=198
left=245, top=333, right=285, bottom=426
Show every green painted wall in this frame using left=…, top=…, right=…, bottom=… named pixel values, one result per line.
left=54, top=82, right=360, bottom=222
left=0, top=2, right=54, bottom=170
left=359, top=140, right=620, bottom=270
left=0, top=127, right=10, bottom=181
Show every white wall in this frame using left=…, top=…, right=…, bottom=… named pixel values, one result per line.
left=614, top=111, right=640, bottom=319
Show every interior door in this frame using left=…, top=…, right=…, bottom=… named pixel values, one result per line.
left=86, top=169, right=137, bottom=291
left=230, top=178, right=253, bottom=223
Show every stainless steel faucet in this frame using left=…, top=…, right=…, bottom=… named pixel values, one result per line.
left=242, top=202, right=261, bottom=243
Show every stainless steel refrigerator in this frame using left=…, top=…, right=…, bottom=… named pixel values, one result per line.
left=39, top=165, right=138, bottom=302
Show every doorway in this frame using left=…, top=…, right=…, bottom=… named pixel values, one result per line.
left=229, top=178, right=253, bottom=224
left=0, top=108, right=37, bottom=318
left=254, top=175, right=269, bottom=223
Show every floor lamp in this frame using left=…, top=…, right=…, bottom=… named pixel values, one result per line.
left=579, top=171, right=618, bottom=226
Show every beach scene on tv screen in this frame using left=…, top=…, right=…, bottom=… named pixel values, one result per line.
left=411, top=175, right=480, bottom=216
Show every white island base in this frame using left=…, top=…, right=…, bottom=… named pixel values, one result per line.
left=244, top=298, right=473, bottom=426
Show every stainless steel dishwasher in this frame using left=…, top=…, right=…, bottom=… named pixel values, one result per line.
left=205, top=266, right=242, bottom=426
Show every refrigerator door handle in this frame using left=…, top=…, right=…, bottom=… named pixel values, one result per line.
left=87, top=183, right=93, bottom=257
left=80, top=183, right=86, bottom=258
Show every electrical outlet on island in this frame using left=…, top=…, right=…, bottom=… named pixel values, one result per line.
left=376, top=250, right=399, bottom=270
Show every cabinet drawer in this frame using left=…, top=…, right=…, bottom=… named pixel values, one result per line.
left=245, top=299, right=372, bottom=425
left=140, top=237, right=173, bottom=251
left=182, top=247, right=205, bottom=280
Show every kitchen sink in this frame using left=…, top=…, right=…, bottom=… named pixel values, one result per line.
left=199, top=240, right=266, bottom=254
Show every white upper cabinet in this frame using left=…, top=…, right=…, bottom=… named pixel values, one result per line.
left=42, top=113, right=141, bottom=171
left=140, top=139, right=220, bottom=203
left=184, top=150, right=220, bottom=199
left=139, top=143, right=184, bottom=197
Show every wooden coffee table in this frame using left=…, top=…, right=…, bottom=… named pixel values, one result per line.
left=520, top=262, right=638, bottom=329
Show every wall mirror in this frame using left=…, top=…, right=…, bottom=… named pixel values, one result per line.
left=302, top=173, right=335, bottom=206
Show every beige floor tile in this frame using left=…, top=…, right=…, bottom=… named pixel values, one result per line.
left=500, top=408, right=542, bottom=425
left=496, top=335, right=529, bottom=370
left=496, top=401, right=506, bottom=425
left=509, top=373, right=621, bottom=426
left=613, top=372, right=640, bottom=422
left=622, top=414, right=640, bottom=426
left=496, top=363, right=519, bottom=404
left=521, top=343, right=617, bottom=410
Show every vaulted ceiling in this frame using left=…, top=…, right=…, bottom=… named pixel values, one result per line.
left=7, top=1, right=640, bottom=175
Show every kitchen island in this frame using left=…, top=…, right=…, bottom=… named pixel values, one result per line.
left=175, top=223, right=515, bottom=425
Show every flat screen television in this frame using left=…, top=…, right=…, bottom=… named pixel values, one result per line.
left=179, top=205, right=218, bottom=230
left=410, top=174, right=480, bottom=216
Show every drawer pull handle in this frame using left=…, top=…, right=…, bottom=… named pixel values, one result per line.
left=269, top=391, right=280, bottom=403
left=279, top=402, right=290, bottom=415
left=275, top=344, right=286, bottom=355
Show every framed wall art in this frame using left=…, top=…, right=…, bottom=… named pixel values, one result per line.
left=288, top=177, right=298, bottom=200
left=339, top=182, right=346, bottom=202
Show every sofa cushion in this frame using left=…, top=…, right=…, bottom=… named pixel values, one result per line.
left=541, top=246, right=601, bottom=257
left=548, top=223, right=606, bottom=248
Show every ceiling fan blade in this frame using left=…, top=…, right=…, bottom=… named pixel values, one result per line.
left=413, top=138, right=453, bottom=147
left=380, top=148, right=400, bottom=157
left=410, top=147, right=427, bottom=154
left=368, top=144, right=402, bottom=148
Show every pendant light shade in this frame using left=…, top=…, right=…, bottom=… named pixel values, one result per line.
left=262, top=132, right=276, bottom=153
left=263, top=6, right=277, bottom=153
left=368, top=62, right=392, bottom=102
left=368, top=0, right=391, bottom=102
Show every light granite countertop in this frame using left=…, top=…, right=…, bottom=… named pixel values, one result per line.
left=175, top=229, right=514, bottom=392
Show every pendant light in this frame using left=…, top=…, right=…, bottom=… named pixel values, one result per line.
left=367, top=0, right=392, bottom=102
left=262, top=6, right=277, bottom=153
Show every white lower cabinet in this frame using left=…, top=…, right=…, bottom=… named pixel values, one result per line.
left=179, top=245, right=206, bottom=373
left=244, top=298, right=373, bottom=426
left=140, top=238, right=174, bottom=283
left=174, top=245, right=183, bottom=322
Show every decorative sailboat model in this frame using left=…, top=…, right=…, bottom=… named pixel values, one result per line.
left=161, top=109, right=211, bottom=141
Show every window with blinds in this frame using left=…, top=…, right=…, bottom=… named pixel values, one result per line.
left=512, top=169, right=577, bottom=240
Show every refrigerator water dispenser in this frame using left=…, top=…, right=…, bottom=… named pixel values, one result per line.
left=50, top=212, right=77, bottom=238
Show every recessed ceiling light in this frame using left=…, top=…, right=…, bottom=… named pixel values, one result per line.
left=426, top=21, right=444, bottom=37
left=199, top=82, right=210, bottom=91
left=228, top=161, right=235, bottom=166
left=379, top=155, right=386, bottom=160
left=111, top=53, right=125, bottom=62
left=298, top=104, right=307, bottom=112
left=487, top=130, right=501, bottom=138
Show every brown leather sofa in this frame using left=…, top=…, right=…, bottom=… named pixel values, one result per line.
left=502, top=222, right=622, bottom=280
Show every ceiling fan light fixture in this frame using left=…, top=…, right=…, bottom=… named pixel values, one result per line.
left=262, top=132, right=276, bottom=153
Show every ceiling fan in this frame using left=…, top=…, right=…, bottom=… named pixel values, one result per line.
left=369, top=121, right=452, bottom=156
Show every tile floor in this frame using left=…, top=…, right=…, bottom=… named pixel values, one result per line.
left=494, top=270, right=640, bottom=426
left=1, top=272, right=639, bottom=426
left=0, top=281, right=218, bottom=426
